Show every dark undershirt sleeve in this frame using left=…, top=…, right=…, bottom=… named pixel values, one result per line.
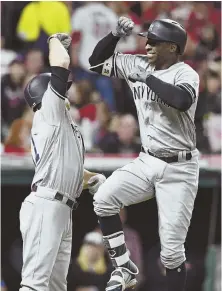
left=89, top=32, right=120, bottom=73
left=50, top=66, right=70, bottom=97
left=146, top=75, right=194, bottom=111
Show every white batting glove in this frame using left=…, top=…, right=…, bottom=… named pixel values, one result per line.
left=48, top=33, right=72, bottom=50
left=112, top=16, right=135, bottom=37
left=128, top=66, right=152, bottom=83
left=88, top=174, right=106, bottom=195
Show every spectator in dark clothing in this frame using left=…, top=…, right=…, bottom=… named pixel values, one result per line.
left=2, top=238, right=23, bottom=291
left=24, top=48, right=45, bottom=76
left=98, top=114, right=140, bottom=154
left=144, top=244, right=205, bottom=291
left=195, top=68, right=221, bottom=153
left=195, top=95, right=211, bottom=154
left=1, top=59, right=26, bottom=136
left=194, top=23, right=220, bottom=62
left=67, top=231, right=112, bottom=291
left=204, top=70, right=221, bottom=114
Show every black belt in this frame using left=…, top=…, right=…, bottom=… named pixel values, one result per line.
left=141, top=147, right=192, bottom=163
left=32, top=186, right=79, bottom=210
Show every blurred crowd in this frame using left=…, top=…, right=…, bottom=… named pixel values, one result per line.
left=1, top=2, right=221, bottom=290
left=1, top=1, right=221, bottom=156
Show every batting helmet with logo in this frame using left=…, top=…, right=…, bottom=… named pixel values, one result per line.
left=138, top=19, right=187, bottom=54
left=24, top=73, right=72, bottom=111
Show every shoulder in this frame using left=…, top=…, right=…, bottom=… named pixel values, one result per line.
left=177, top=62, right=199, bottom=78
left=115, top=53, right=148, bottom=63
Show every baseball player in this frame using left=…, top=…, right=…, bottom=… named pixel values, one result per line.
left=19, top=33, right=106, bottom=291
left=89, top=17, right=200, bottom=291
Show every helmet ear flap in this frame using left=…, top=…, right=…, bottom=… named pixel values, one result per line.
left=67, top=81, right=72, bottom=90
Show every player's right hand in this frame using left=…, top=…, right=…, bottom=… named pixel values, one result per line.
left=48, top=33, right=72, bottom=50
left=88, top=174, right=106, bottom=196
left=112, top=16, right=135, bottom=37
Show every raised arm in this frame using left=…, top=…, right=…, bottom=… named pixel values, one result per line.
left=40, top=34, right=72, bottom=125
left=48, top=34, right=71, bottom=97
left=89, top=16, right=135, bottom=75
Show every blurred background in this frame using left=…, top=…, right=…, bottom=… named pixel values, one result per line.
left=1, top=1, right=221, bottom=291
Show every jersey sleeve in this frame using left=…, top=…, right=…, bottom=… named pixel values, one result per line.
left=113, top=53, right=138, bottom=79
left=175, top=65, right=200, bottom=103
left=40, top=84, right=66, bottom=126
left=91, top=52, right=138, bottom=80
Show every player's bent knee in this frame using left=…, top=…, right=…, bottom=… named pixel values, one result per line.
left=93, top=188, right=120, bottom=217
left=160, top=249, right=186, bottom=269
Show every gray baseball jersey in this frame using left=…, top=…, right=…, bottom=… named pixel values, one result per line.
left=93, top=53, right=200, bottom=272
left=30, top=84, right=85, bottom=199
left=101, top=53, right=199, bottom=156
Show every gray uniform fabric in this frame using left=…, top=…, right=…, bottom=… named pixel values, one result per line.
left=104, top=53, right=199, bottom=156
left=93, top=53, right=200, bottom=270
left=19, top=84, right=84, bottom=291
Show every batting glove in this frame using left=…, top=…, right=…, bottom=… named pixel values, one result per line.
left=112, top=16, right=135, bottom=37
left=47, top=33, right=72, bottom=50
left=128, top=66, right=152, bottom=83
left=88, top=174, right=106, bottom=196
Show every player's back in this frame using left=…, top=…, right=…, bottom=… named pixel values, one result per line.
left=30, top=86, right=84, bottom=199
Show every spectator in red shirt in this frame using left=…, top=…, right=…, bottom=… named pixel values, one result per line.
left=186, top=2, right=220, bottom=44
left=4, top=118, right=31, bottom=153
left=141, top=2, right=174, bottom=23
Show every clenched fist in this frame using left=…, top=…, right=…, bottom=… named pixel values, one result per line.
left=48, top=33, right=72, bottom=50
left=112, top=16, right=135, bottom=37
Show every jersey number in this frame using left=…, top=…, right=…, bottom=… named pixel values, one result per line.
left=31, top=135, right=40, bottom=165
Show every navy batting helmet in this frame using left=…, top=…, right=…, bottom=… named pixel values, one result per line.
left=24, top=73, right=72, bottom=111
left=138, top=19, right=187, bottom=54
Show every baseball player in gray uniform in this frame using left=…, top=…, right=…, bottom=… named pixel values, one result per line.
left=19, top=33, right=106, bottom=291
left=89, top=17, right=200, bottom=291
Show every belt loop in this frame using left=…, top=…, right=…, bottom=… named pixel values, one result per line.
left=178, top=151, right=188, bottom=162
left=62, top=196, right=68, bottom=204
left=178, top=151, right=183, bottom=162
left=182, top=151, right=187, bottom=161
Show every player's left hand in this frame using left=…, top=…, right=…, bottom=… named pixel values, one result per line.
left=128, top=66, right=151, bottom=83
left=88, top=174, right=106, bottom=195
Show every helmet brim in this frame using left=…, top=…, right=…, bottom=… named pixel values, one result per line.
left=138, top=31, right=167, bottom=42
left=138, top=32, right=147, bottom=37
